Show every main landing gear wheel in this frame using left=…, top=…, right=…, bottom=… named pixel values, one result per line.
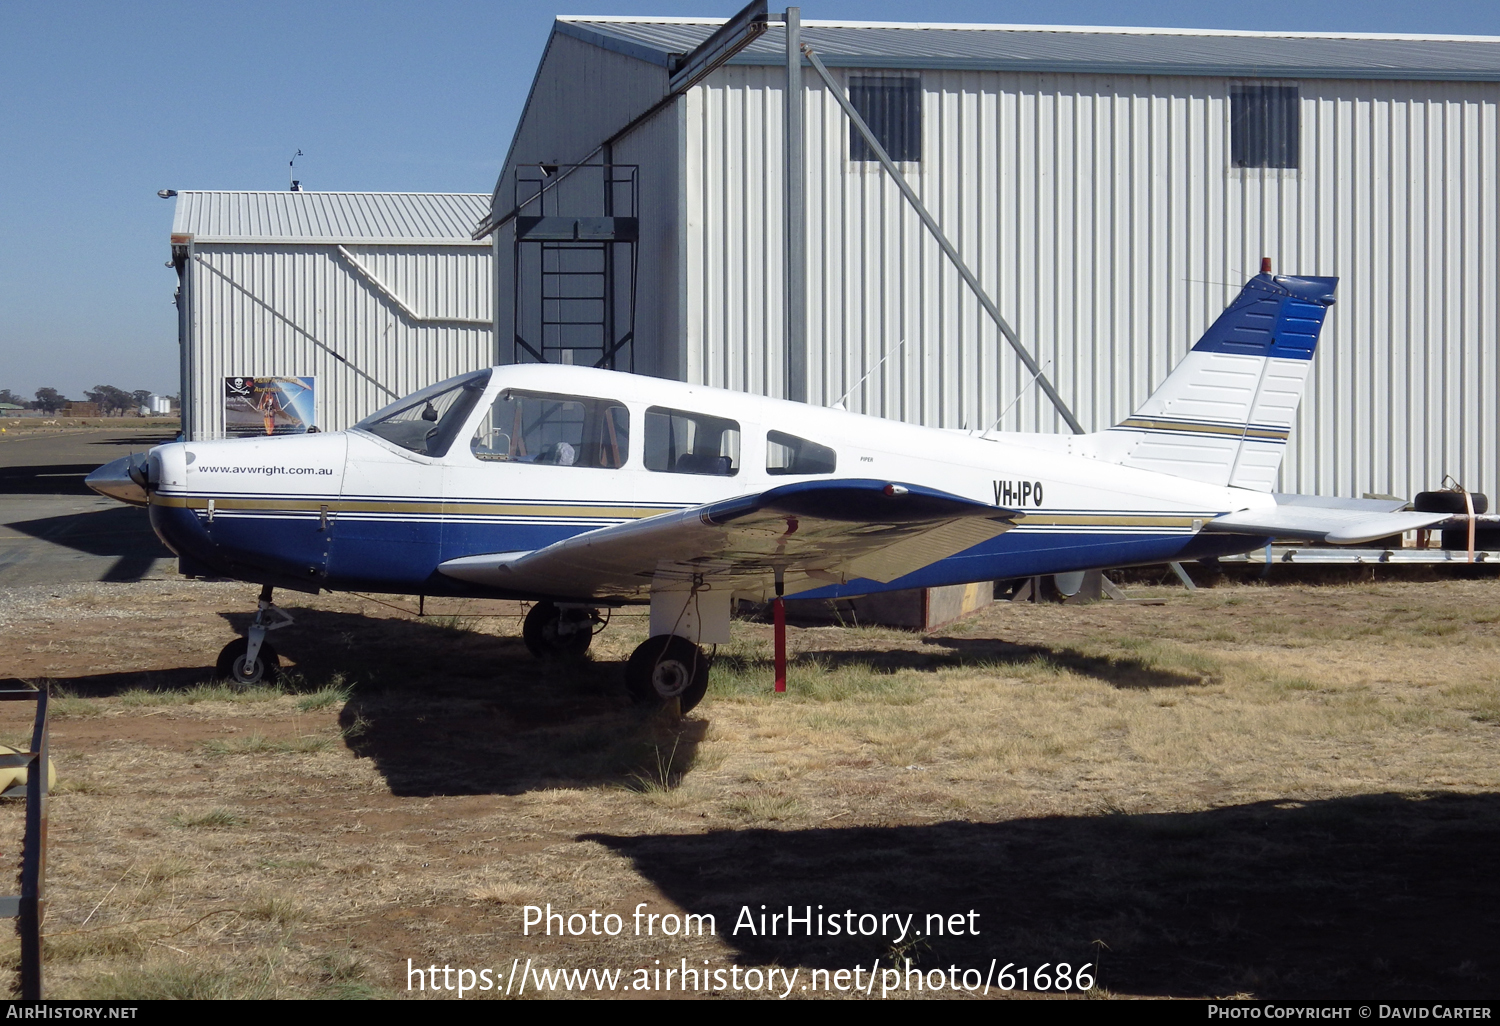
left=625, top=635, right=709, bottom=714
left=523, top=601, right=595, bottom=659
left=215, top=637, right=281, bottom=686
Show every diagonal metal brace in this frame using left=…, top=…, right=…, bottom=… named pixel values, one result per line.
left=801, top=45, right=1085, bottom=435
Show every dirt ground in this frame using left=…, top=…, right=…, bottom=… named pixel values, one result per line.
left=0, top=573, right=1497, bottom=1000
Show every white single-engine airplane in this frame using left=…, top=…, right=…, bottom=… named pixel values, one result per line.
left=89, top=271, right=1446, bottom=711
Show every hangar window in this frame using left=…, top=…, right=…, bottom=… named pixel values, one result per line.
left=471, top=390, right=629, bottom=469
left=644, top=407, right=740, bottom=476
left=849, top=76, right=922, bottom=163
left=766, top=431, right=837, bottom=475
left=1231, top=84, right=1300, bottom=169
left=355, top=370, right=489, bottom=458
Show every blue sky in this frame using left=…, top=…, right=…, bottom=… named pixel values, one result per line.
left=4, top=0, right=1500, bottom=399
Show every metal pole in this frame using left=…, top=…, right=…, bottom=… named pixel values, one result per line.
left=801, top=45, right=1086, bottom=434
left=602, top=148, right=616, bottom=370
left=784, top=8, right=807, bottom=402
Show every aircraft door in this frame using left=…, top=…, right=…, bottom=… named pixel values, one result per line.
left=442, top=387, right=636, bottom=583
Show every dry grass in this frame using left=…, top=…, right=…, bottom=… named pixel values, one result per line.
left=0, top=575, right=1496, bottom=998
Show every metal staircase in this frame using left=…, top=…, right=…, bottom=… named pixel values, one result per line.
left=512, top=165, right=638, bottom=371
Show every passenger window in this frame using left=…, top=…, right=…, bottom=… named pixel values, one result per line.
left=471, top=390, right=629, bottom=469
left=644, top=407, right=740, bottom=476
left=766, top=430, right=837, bottom=475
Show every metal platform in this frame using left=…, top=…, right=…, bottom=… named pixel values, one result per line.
left=1220, top=546, right=1496, bottom=565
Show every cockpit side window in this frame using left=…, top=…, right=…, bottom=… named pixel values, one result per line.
left=471, top=390, right=629, bottom=469
left=766, top=430, right=837, bottom=475
left=354, top=371, right=489, bottom=457
left=644, top=407, right=740, bottom=476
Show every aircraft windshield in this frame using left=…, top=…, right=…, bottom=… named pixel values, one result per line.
left=354, top=371, right=491, bottom=457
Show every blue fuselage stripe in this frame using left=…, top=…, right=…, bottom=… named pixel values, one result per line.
left=151, top=505, right=1267, bottom=599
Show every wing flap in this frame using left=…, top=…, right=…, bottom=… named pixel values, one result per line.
left=439, top=479, right=1016, bottom=600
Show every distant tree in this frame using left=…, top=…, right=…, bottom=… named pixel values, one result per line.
left=131, top=389, right=153, bottom=413
left=0, top=388, right=23, bottom=407
left=85, top=385, right=133, bottom=416
left=34, top=387, right=64, bottom=414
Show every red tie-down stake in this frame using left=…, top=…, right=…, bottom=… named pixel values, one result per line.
left=773, top=566, right=787, bottom=693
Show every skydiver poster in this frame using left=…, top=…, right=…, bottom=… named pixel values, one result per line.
left=225, top=376, right=316, bottom=437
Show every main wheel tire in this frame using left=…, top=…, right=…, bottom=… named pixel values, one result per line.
left=523, top=601, right=593, bottom=659
left=215, top=638, right=280, bottom=686
left=1414, top=490, right=1489, bottom=515
left=625, top=635, right=709, bottom=713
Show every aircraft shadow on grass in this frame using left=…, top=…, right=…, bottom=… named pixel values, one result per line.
left=586, top=791, right=1500, bottom=1000
left=5, top=504, right=171, bottom=582
left=785, top=637, right=1211, bottom=690
left=26, top=604, right=1227, bottom=794
left=17, top=607, right=704, bottom=798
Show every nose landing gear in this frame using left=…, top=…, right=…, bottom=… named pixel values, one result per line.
left=215, top=585, right=294, bottom=686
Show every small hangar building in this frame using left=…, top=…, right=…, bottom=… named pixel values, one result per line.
left=486, top=14, right=1500, bottom=501
left=169, top=191, right=493, bottom=440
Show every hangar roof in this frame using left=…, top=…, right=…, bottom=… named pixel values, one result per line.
left=557, top=16, right=1500, bottom=81
left=170, top=191, right=491, bottom=245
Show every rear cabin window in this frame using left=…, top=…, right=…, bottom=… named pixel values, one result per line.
left=471, top=390, right=629, bottom=469
left=766, top=430, right=837, bottom=475
left=644, top=407, right=740, bottom=476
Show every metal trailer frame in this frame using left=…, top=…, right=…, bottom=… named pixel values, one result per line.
left=0, top=685, right=50, bottom=999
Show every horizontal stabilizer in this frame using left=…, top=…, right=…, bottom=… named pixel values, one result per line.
left=439, top=479, right=1016, bottom=602
left=1204, top=498, right=1447, bottom=545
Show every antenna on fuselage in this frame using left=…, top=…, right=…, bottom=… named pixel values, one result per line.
left=832, top=337, right=905, bottom=409
left=980, top=358, right=1053, bottom=439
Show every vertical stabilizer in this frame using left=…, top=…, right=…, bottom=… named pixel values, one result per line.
left=1094, top=272, right=1337, bottom=490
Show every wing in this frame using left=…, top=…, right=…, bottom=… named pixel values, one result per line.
left=1204, top=493, right=1447, bottom=544
left=438, top=479, right=1018, bottom=602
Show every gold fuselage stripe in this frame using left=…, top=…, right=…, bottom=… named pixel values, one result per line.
left=153, top=494, right=665, bottom=519
left=155, top=494, right=1208, bottom=531
left=1116, top=417, right=1289, bottom=441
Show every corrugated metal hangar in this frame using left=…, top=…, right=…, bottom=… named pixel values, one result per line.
left=169, top=191, right=493, bottom=440
left=483, top=10, right=1500, bottom=501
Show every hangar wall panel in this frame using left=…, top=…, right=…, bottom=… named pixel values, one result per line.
left=184, top=244, right=492, bottom=440
left=682, top=67, right=1500, bottom=500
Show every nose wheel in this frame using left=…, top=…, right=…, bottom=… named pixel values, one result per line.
left=523, top=601, right=598, bottom=659
left=625, top=635, right=710, bottom=713
left=215, top=584, right=293, bottom=686
left=216, top=637, right=281, bottom=686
